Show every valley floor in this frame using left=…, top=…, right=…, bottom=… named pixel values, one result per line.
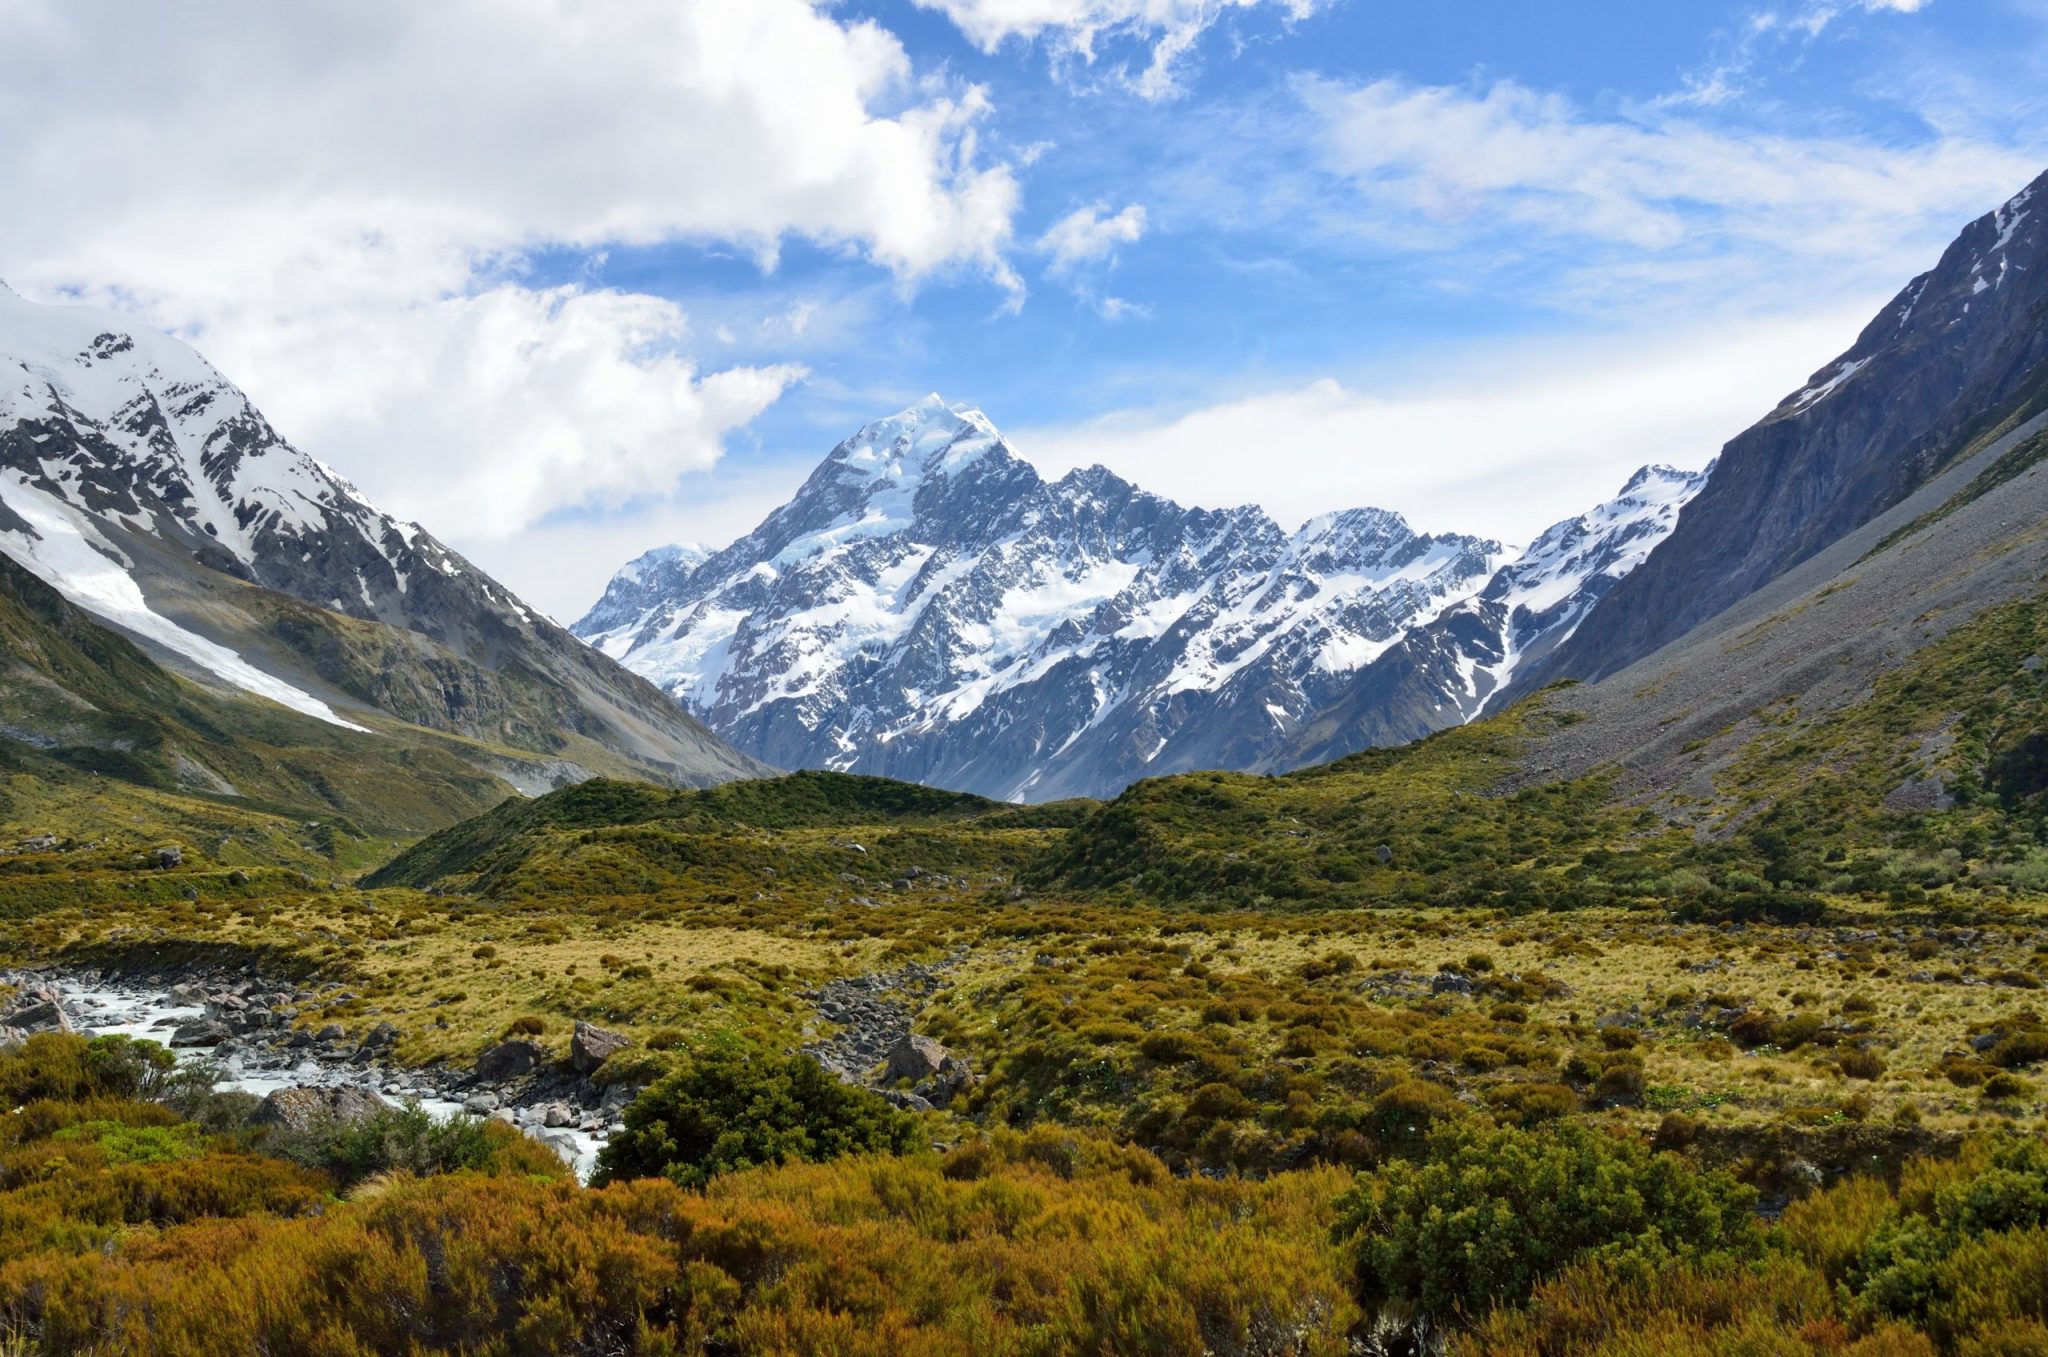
left=8, top=834, right=2048, bottom=1353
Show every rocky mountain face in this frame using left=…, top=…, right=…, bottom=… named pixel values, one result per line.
left=0, top=282, right=766, bottom=793
left=1273, top=462, right=1709, bottom=768
left=1518, top=167, right=2048, bottom=694
left=578, top=397, right=1704, bottom=800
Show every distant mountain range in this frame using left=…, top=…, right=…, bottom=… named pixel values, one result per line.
left=576, top=397, right=1705, bottom=800
left=7, top=164, right=2044, bottom=823
left=581, top=167, right=2048, bottom=804
left=0, top=282, right=766, bottom=828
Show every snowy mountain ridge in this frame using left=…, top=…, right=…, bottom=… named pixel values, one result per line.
left=579, top=396, right=1708, bottom=800
left=0, top=281, right=765, bottom=789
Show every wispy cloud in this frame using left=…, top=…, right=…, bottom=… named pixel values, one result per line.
left=1038, top=202, right=1149, bottom=274
left=1016, top=305, right=1885, bottom=544
left=1664, top=0, right=1941, bottom=107
left=1291, top=74, right=2041, bottom=313
left=915, top=0, right=1326, bottom=99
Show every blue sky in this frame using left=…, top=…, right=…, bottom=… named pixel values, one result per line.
left=4, top=0, right=2046, bottom=617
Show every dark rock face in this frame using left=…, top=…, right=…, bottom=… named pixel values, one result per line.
left=569, top=1022, right=630, bottom=1075
left=474, top=1039, right=548, bottom=1084
left=578, top=397, right=1503, bottom=801
left=170, top=1018, right=232, bottom=1047
left=251, top=1085, right=392, bottom=1134
left=1522, top=169, right=2048, bottom=693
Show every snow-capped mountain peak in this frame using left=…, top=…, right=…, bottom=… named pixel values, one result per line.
left=1267, top=460, right=1713, bottom=771
left=0, top=284, right=763, bottom=788
left=577, top=398, right=1522, bottom=801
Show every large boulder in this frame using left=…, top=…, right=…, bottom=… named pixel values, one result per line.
left=251, top=1085, right=392, bottom=1134
left=170, top=1019, right=232, bottom=1048
left=883, top=1033, right=950, bottom=1084
left=570, top=1021, right=631, bottom=1075
left=3, top=999, right=70, bottom=1035
left=474, top=1038, right=548, bottom=1084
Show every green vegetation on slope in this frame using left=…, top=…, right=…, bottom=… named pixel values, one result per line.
left=0, top=552, right=517, bottom=842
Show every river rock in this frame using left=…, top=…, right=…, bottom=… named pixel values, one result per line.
left=569, top=1021, right=630, bottom=1075
left=883, top=1033, right=950, bottom=1083
left=252, top=1085, right=392, bottom=1134
left=474, top=1039, right=547, bottom=1083
left=357, top=1022, right=400, bottom=1053
left=170, top=1019, right=232, bottom=1047
left=3, top=998, right=70, bottom=1034
left=463, top=1091, right=501, bottom=1114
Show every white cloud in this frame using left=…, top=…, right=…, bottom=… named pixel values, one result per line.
left=0, top=0, right=1021, bottom=542
left=1014, top=304, right=1887, bottom=545
left=918, top=0, right=1325, bottom=99
left=257, top=286, right=803, bottom=544
left=1299, top=76, right=2042, bottom=308
left=1037, top=202, right=1149, bottom=275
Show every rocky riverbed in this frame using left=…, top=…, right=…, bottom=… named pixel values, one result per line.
left=0, top=964, right=635, bottom=1180
left=799, top=948, right=976, bottom=1111
left=3, top=950, right=981, bottom=1178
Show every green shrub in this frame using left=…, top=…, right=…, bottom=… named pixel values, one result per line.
left=1984, top=1072, right=2032, bottom=1101
left=593, top=1046, right=919, bottom=1188
left=1483, top=1083, right=1580, bottom=1127
left=1990, top=1030, right=2048, bottom=1068
left=1368, top=1080, right=1463, bottom=1150
left=1334, top=1121, right=1761, bottom=1323
left=1853, top=1137, right=2048, bottom=1330
left=262, top=1101, right=556, bottom=1190
left=0, top=1032, right=176, bottom=1105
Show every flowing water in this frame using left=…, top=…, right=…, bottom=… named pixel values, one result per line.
left=27, top=972, right=609, bottom=1180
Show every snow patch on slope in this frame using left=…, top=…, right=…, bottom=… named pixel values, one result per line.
left=0, top=471, right=368, bottom=730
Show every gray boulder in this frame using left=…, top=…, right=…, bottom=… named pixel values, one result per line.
left=570, top=1021, right=631, bottom=1075
left=474, top=1038, right=548, bottom=1083
left=170, top=1019, right=232, bottom=1047
left=883, top=1033, right=950, bottom=1084
left=4, top=999, right=70, bottom=1035
left=251, top=1085, right=392, bottom=1134
left=356, top=1022, right=401, bottom=1053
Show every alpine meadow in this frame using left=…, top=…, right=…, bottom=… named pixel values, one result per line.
left=4, top=4, right=2048, bottom=1355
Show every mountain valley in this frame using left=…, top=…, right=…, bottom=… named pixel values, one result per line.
left=4, top=156, right=2048, bottom=1357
